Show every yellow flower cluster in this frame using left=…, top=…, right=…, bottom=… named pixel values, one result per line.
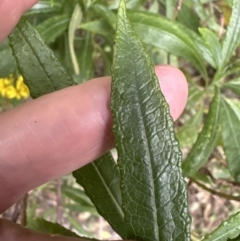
left=0, top=75, right=30, bottom=100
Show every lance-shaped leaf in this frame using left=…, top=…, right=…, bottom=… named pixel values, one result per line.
left=182, top=88, right=221, bottom=177
left=221, top=0, right=240, bottom=68
left=73, top=152, right=127, bottom=238
left=128, top=11, right=212, bottom=75
left=77, top=32, right=94, bottom=83
left=0, top=40, right=17, bottom=78
left=199, top=28, right=222, bottom=69
left=221, top=97, right=240, bottom=183
left=27, top=218, right=80, bottom=238
left=111, top=1, right=190, bottom=240
left=27, top=218, right=97, bottom=240
left=9, top=18, right=75, bottom=99
left=80, top=13, right=214, bottom=72
left=202, top=212, right=240, bottom=241
left=224, top=78, right=240, bottom=96
left=91, top=4, right=117, bottom=29
left=36, top=15, right=70, bottom=44
left=68, top=4, right=82, bottom=75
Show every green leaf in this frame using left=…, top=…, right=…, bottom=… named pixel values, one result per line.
left=221, top=97, right=240, bottom=183
left=27, top=218, right=81, bottom=238
left=0, top=40, right=17, bottom=78
left=9, top=18, right=75, bottom=99
left=25, top=1, right=61, bottom=16
left=77, top=32, right=94, bottom=83
left=224, top=78, right=240, bottom=96
left=202, top=212, right=240, bottom=241
left=199, top=28, right=222, bottom=68
left=65, top=214, right=94, bottom=237
left=164, top=0, right=178, bottom=19
left=79, top=19, right=115, bottom=37
left=73, top=152, right=127, bottom=238
left=68, top=4, right=82, bottom=75
left=36, top=15, right=70, bottom=44
left=128, top=11, right=211, bottom=75
left=177, top=104, right=203, bottom=148
left=92, top=4, right=117, bottom=29
left=182, top=88, right=221, bottom=177
left=62, top=186, right=95, bottom=207
left=177, top=3, right=200, bottom=32
left=221, top=0, right=240, bottom=68
left=111, top=1, right=190, bottom=240
left=190, top=0, right=220, bottom=33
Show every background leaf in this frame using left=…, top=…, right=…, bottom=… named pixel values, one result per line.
left=0, top=40, right=17, bottom=78
left=224, top=78, right=240, bottom=96
left=111, top=1, right=190, bottom=240
left=36, top=15, right=70, bottom=44
left=202, top=212, right=240, bottom=241
left=199, top=28, right=222, bottom=68
left=129, top=11, right=212, bottom=74
left=9, top=18, right=75, bottom=99
left=221, top=0, right=240, bottom=68
left=27, top=218, right=95, bottom=240
left=221, top=97, right=240, bottom=183
left=77, top=32, right=94, bottom=83
left=182, top=88, right=221, bottom=177
left=68, top=3, right=82, bottom=75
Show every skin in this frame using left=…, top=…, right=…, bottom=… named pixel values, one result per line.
left=0, top=0, right=188, bottom=240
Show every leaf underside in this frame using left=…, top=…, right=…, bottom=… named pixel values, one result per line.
left=73, top=152, right=127, bottom=238
left=111, top=1, right=190, bottom=241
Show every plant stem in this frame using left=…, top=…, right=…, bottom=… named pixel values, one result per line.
left=191, top=179, right=240, bottom=202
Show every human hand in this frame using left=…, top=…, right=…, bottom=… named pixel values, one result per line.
left=0, top=1, right=188, bottom=240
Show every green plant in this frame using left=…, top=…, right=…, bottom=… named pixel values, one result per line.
left=2, top=0, right=240, bottom=240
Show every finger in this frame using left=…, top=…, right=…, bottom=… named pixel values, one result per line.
left=0, top=65, right=188, bottom=213
left=0, top=218, right=131, bottom=241
left=0, top=0, right=38, bottom=43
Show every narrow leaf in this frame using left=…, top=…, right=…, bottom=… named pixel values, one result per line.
left=224, top=78, right=240, bottom=96
left=68, top=3, right=82, bottom=75
left=177, top=3, right=200, bottom=33
left=0, top=40, right=17, bottom=77
left=27, top=218, right=81, bottom=238
left=177, top=104, right=203, bottom=148
left=202, top=212, right=240, bottom=241
left=77, top=32, right=94, bottom=83
left=80, top=13, right=213, bottom=72
left=111, top=1, right=190, bottom=240
left=25, top=1, right=61, bottom=16
left=128, top=11, right=212, bottom=74
left=9, top=18, right=75, bottom=99
left=79, top=19, right=115, bottom=37
left=73, top=152, right=127, bottom=238
left=182, top=88, right=221, bottom=177
left=199, top=28, right=222, bottom=68
left=165, top=0, right=178, bottom=19
left=221, top=0, right=240, bottom=68
left=92, top=4, right=117, bottom=29
left=36, top=15, right=70, bottom=44
left=221, top=97, right=240, bottom=183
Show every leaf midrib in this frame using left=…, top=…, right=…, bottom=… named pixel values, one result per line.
left=92, top=162, right=124, bottom=219
left=121, top=18, right=160, bottom=239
